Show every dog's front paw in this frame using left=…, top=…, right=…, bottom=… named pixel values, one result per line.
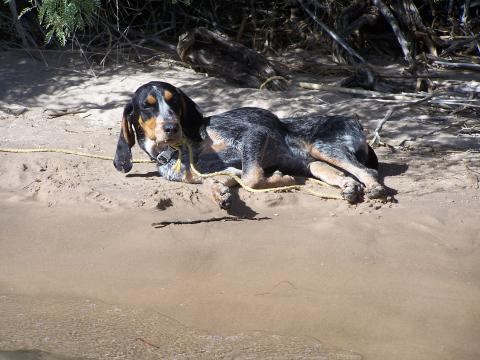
left=341, top=180, right=363, bottom=204
left=211, top=182, right=232, bottom=209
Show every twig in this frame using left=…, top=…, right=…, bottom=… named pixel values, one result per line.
left=299, top=82, right=480, bottom=108
left=136, top=338, right=160, bottom=349
left=430, top=100, right=480, bottom=108
left=370, top=92, right=438, bottom=145
left=45, top=109, right=87, bottom=118
left=461, top=0, right=471, bottom=26
left=259, top=76, right=290, bottom=90
left=432, top=60, right=480, bottom=72
left=297, top=0, right=366, bottom=64
left=74, top=36, right=97, bottom=78
left=298, top=82, right=424, bottom=100
left=8, top=0, right=29, bottom=49
left=152, top=216, right=271, bottom=228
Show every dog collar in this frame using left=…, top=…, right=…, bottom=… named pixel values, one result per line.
left=156, top=146, right=178, bottom=165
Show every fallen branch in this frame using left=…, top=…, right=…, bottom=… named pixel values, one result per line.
left=370, top=92, right=438, bottom=145
left=432, top=60, right=480, bottom=72
left=45, top=109, right=87, bottom=118
left=372, top=0, right=414, bottom=66
left=177, top=27, right=286, bottom=90
left=299, top=82, right=480, bottom=109
left=152, top=216, right=271, bottom=228
left=259, top=76, right=290, bottom=90
left=430, top=80, right=480, bottom=94
left=297, top=0, right=366, bottom=64
left=297, top=82, right=425, bottom=100
left=8, top=0, right=29, bottom=49
left=442, top=34, right=480, bottom=55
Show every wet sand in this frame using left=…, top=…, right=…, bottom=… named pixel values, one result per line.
left=1, top=189, right=480, bottom=359
left=1, top=52, right=480, bottom=359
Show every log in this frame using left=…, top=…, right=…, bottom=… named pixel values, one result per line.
left=176, top=27, right=288, bottom=91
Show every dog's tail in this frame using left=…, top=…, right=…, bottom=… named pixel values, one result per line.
left=365, top=145, right=379, bottom=170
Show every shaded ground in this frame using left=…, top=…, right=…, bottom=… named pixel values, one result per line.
left=0, top=51, right=479, bottom=360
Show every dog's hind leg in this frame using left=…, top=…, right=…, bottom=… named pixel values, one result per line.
left=240, top=132, right=296, bottom=189
left=310, top=146, right=385, bottom=199
left=308, top=161, right=363, bottom=203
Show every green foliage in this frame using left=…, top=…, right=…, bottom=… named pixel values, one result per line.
left=22, top=0, right=100, bottom=45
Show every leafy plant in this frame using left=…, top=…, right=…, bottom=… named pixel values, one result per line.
left=20, top=0, right=100, bottom=45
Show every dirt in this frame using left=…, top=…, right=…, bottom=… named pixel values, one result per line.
left=0, top=51, right=479, bottom=360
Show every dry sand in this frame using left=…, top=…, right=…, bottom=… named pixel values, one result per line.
left=0, top=51, right=479, bottom=360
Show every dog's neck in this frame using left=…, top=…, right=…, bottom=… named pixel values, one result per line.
left=156, top=143, right=189, bottom=181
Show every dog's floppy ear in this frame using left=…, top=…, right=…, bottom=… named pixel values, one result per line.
left=178, top=89, right=204, bottom=142
left=113, top=102, right=135, bottom=173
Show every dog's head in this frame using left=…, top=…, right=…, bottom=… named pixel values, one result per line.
left=113, top=81, right=204, bottom=173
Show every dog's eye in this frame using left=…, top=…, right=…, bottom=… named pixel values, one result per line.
left=145, top=95, right=157, bottom=107
left=164, top=90, right=174, bottom=102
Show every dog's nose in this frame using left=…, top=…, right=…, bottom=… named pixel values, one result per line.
left=163, top=123, right=179, bottom=136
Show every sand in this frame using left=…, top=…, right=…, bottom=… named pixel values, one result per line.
left=0, top=51, right=479, bottom=360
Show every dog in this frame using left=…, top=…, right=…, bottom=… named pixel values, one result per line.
left=113, top=81, right=385, bottom=208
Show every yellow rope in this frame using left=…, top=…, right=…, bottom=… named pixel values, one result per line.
left=0, top=145, right=343, bottom=200
left=0, top=147, right=154, bottom=163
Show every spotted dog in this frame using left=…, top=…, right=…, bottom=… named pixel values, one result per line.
left=113, top=81, right=385, bottom=208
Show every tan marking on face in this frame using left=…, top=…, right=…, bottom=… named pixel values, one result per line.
left=164, top=90, right=173, bottom=101
left=146, top=95, right=156, bottom=105
left=139, top=116, right=157, bottom=140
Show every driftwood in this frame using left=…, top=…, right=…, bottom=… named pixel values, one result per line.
left=177, top=27, right=288, bottom=91
left=152, top=216, right=271, bottom=228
